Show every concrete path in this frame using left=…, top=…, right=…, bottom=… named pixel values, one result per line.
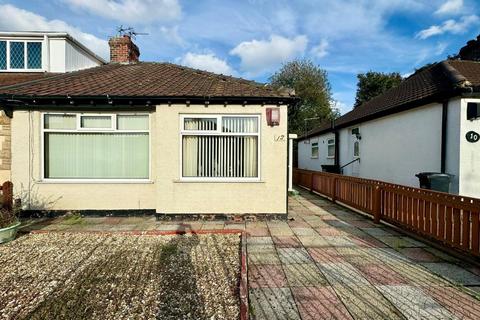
left=20, top=189, right=480, bottom=319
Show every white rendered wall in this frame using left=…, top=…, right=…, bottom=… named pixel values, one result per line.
left=459, top=98, right=480, bottom=198
left=338, top=103, right=444, bottom=187
left=297, top=132, right=335, bottom=171
left=445, top=98, right=461, bottom=194
left=48, top=38, right=66, bottom=73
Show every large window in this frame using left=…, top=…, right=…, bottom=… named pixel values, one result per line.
left=181, top=115, right=260, bottom=180
left=42, top=113, right=149, bottom=180
left=0, top=40, right=42, bottom=70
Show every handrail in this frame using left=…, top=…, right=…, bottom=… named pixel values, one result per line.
left=340, top=157, right=360, bottom=170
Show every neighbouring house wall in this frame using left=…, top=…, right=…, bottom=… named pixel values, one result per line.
left=155, top=104, right=288, bottom=215
left=459, top=98, right=480, bottom=198
left=339, top=103, right=444, bottom=188
left=11, top=110, right=156, bottom=210
left=445, top=98, right=461, bottom=194
left=0, top=111, right=11, bottom=182
left=297, top=132, right=335, bottom=171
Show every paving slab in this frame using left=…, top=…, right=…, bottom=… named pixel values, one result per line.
left=376, top=236, right=428, bottom=249
left=271, top=236, right=302, bottom=248
left=297, top=235, right=330, bottom=248
left=249, top=265, right=288, bottom=288
left=283, top=263, right=329, bottom=287
left=249, top=287, right=301, bottom=320
left=277, top=247, right=313, bottom=264
left=420, top=263, right=480, bottom=286
left=248, top=251, right=281, bottom=265
left=377, top=285, right=457, bottom=319
left=291, top=286, right=354, bottom=320
left=397, top=247, right=443, bottom=262
left=332, top=283, right=405, bottom=320
left=317, top=262, right=371, bottom=286
left=247, top=236, right=273, bottom=245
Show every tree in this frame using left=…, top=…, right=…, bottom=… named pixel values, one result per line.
left=354, top=71, right=402, bottom=107
left=269, top=59, right=337, bottom=135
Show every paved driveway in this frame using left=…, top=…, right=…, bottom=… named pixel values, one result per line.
left=20, top=190, right=480, bottom=319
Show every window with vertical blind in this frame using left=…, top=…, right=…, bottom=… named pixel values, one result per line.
left=42, top=113, right=149, bottom=180
left=181, top=115, right=260, bottom=180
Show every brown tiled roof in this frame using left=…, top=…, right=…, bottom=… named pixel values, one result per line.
left=0, top=62, right=292, bottom=99
left=300, top=60, right=480, bottom=140
left=0, top=72, right=55, bottom=87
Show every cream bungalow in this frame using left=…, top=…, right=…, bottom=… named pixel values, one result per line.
left=0, top=35, right=294, bottom=218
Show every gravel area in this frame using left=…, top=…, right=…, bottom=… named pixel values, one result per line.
left=0, top=232, right=241, bottom=320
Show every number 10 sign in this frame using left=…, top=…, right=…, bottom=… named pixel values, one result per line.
left=466, top=131, right=480, bottom=143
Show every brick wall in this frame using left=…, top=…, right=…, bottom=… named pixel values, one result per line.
left=0, top=111, right=11, bottom=181
left=108, top=35, right=140, bottom=64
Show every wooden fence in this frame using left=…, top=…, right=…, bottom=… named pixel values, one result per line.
left=293, top=168, right=480, bottom=257
left=1, top=181, right=13, bottom=211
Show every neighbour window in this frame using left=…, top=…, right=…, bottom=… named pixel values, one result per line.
left=43, top=113, right=149, bottom=180
left=0, top=40, right=42, bottom=70
left=0, top=41, right=6, bottom=70
left=354, top=141, right=360, bottom=157
left=327, top=139, right=335, bottom=158
left=181, top=115, right=259, bottom=180
left=311, top=142, right=319, bottom=158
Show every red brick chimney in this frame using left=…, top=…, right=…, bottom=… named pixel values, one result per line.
left=108, top=35, right=140, bottom=64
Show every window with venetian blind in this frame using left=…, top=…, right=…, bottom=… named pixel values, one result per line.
left=43, top=113, right=149, bottom=180
left=181, top=115, right=260, bottom=180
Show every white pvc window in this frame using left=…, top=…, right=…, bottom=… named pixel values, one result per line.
left=0, top=40, right=42, bottom=71
left=354, top=140, right=360, bottom=158
left=42, top=113, right=150, bottom=181
left=327, top=139, right=335, bottom=158
left=180, top=115, right=260, bottom=181
left=311, top=142, right=319, bottom=159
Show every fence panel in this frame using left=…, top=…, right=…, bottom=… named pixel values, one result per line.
left=293, top=168, right=480, bottom=257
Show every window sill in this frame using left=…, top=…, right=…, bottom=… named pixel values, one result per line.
left=174, top=179, right=265, bottom=184
left=38, top=179, right=154, bottom=184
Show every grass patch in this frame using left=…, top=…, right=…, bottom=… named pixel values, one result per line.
left=62, top=213, right=85, bottom=225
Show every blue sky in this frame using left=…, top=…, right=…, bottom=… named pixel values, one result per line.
left=0, top=0, right=479, bottom=114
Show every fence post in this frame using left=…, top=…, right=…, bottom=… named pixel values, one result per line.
left=2, top=181, right=13, bottom=211
left=332, top=177, right=337, bottom=203
left=309, top=173, right=314, bottom=193
left=373, top=185, right=381, bottom=224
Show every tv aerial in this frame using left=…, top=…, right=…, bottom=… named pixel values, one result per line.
left=116, top=26, right=148, bottom=39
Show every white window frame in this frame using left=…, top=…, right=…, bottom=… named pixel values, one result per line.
left=0, top=39, right=43, bottom=72
left=311, top=141, right=319, bottom=159
left=327, top=138, right=335, bottom=159
left=179, top=114, right=261, bottom=182
left=40, top=112, right=151, bottom=183
left=353, top=140, right=360, bottom=158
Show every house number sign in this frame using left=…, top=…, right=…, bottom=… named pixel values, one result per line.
left=466, top=131, right=480, bottom=143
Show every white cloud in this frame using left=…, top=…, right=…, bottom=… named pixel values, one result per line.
left=435, top=0, right=463, bottom=15
left=0, top=4, right=109, bottom=59
left=177, top=52, right=234, bottom=75
left=230, top=35, right=308, bottom=75
left=311, top=39, right=329, bottom=58
left=63, top=0, right=181, bottom=24
left=416, top=15, right=479, bottom=39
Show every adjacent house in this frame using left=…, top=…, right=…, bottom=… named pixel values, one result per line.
left=298, top=37, right=480, bottom=198
left=0, top=31, right=106, bottom=182
left=0, top=34, right=293, bottom=218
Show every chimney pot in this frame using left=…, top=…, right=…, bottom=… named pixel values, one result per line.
left=108, top=35, right=140, bottom=64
